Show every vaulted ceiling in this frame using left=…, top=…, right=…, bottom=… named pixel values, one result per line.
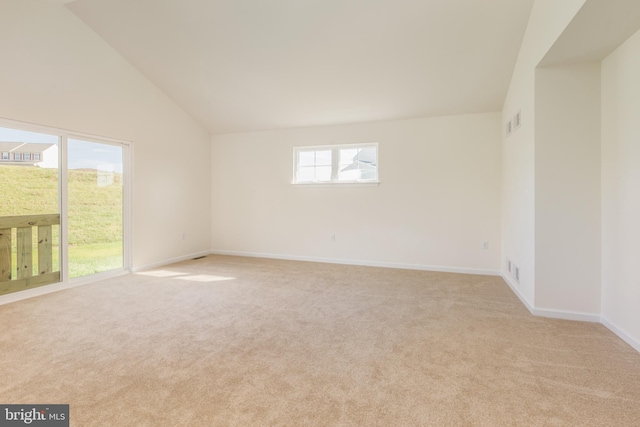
left=64, top=0, right=535, bottom=134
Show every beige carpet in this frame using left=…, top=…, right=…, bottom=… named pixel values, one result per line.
left=0, top=255, right=639, bottom=426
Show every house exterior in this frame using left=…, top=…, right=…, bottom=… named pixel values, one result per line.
left=0, top=142, right=58, bottom=168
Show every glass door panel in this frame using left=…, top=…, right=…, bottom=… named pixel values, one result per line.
left=0, top=126, right=60, bottom=293
left=67, top=138, right=123, bottom=278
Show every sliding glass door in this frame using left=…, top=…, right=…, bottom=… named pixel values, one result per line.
left=0, top=120, right=130, bottom=295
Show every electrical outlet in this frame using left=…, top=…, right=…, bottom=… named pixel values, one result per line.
left=514, top=110, right=521, bottom=129
left=515, top=266, right=520, bottom=282
left=331, top=234, right=336, bottom=243
left=482, top=241, right=489, bottom=250
left=507, top=259, right=512, bottom=272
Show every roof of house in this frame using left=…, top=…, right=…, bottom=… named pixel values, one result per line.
left=0, top=142, right=57, bottom=153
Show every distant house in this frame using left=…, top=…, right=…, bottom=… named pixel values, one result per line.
left=0, top=142, right=58, bottom=168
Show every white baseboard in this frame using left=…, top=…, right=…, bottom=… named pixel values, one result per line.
left=501, top=273, right=534, bottom=314
left=131, top=250, right=211, bottom=273
left=501, top=273, right=601, bottom=322
left=532, top=307, right=601, bottom=323
left=601, top=316, right=640, bottom=353
left=209, top=249, right=501, bottom=276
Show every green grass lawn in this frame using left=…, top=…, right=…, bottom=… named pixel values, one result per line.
left=1, top=165, right=123, bottom=279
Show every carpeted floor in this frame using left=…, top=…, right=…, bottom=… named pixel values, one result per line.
left=0, top=255, right=639, bottom=426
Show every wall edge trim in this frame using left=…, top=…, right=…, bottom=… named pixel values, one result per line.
left=532, top=307, right=601, bottom=323
left=601, top=316, right=640, bottom=353
left=131, top=250, right=212, bottom=273
left=501, top=273, right=534, bottom=314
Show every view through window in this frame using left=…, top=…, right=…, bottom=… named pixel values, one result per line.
left=67, top=138, right=124, bottom=278
left=0, top=126, right=60, bottom=289
left=293, top=143, right=378, bottom=184
left=0, top=122, right=128, bottom=294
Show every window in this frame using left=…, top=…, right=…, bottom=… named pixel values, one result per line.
left=1, top=152, right=8, bottom=160
left=13, top=152, right=22, bottom=161
left=33, top=153, right=40, bottom=161
left=23, top=153, right=31, bottom=161
left=293, top=143, right=378, bottom=184
left=296, top=149, right=332, bottom=183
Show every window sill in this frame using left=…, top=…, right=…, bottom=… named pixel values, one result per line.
left=291, top=181, right=381, bottom=188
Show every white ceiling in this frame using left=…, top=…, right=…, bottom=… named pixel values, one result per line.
left=66, top=0, right=534, bottom=134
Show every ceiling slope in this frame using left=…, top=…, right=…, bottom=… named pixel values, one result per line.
left=67, top=0, right=534, bottom=134
left=540, top=0, right=640, bottom=67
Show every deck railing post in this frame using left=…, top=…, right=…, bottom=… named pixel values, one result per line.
left=38, top=225, right=53, bottom=275
left=0, top=214, right=60, bottom=295
left=17, top=227, right=33, bottom=279
left=0, top=228, right=11, bottom=281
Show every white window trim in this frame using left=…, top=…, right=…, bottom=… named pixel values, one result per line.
left=292, top=142, right=380, bottom=185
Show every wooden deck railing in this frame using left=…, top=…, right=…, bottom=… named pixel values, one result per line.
left=0, top=214, right=61, bottom=295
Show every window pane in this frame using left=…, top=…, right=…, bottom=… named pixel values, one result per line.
left=316, top=150, right=332, bottom=166
left=298, top=150, right=315, bottom=167
left=316, top=165, right=332, bottom=181
left=338, top=146, right=378, bottom=181
left=358, top=146, right=377, bottom=165
left=339, top=148, right=358, bottom=167
left=360, top=169, right=377, bottom=180
left=297, top=166, right=315, bottom=182
left=339, top=169, right=359, bottom=181
left=0, top=126, right=60, bottom=280
left=296, top=149, right=333, bottom=182
left=68, top=138, right=123, bottom=278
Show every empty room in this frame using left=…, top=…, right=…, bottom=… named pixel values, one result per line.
left=1, top=0, right=640, bottom=425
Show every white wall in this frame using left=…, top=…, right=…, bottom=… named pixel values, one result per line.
left=212, top=113, right=502, bottom=274
left=0, top=0, right=211, bottom=269
left=501, top=0, right=587, bottom=307
left=534, top=64, right=601, bottom=316
left=601, top=29, right=640, bottom=349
